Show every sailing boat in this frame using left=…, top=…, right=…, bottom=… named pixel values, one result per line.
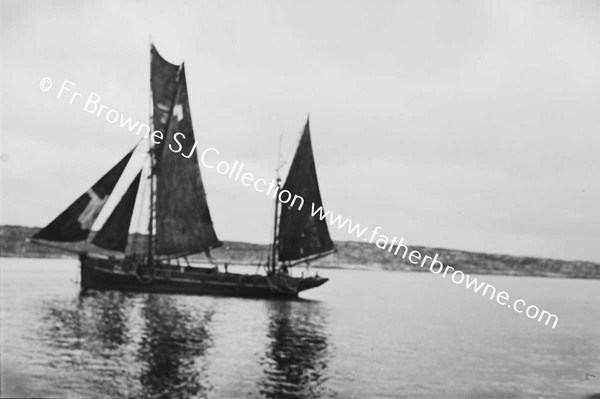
left=29, top=45, right=334, bottom=298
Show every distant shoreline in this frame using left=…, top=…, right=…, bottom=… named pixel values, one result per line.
left=1, top=255, right=595, bottom=281
left=2, top=225, right=599, bottom=280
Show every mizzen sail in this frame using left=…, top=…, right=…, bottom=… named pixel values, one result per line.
left=33, top=150, right=134, bottom=242
left=277, top=119, right=334, bottom=262
left=154, top=66, right=222, bottom=256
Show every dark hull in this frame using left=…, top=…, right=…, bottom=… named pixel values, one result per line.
left=79, top=254, right=327, bottom=298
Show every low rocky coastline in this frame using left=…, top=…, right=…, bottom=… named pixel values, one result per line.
left=2, top=225, right=598, bottom=279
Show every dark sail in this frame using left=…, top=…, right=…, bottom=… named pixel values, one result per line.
left=151, top=44, right=180, bottom=157
left=154, top=67, right=222, bottom=256
left=92, top=171, right=142, bottom=252
left=33, top=150, right=134, bottom=242
left=278, top=119, right=334, bottom=262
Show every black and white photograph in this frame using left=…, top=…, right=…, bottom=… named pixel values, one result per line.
left=1, top=1, right=599, bottom=398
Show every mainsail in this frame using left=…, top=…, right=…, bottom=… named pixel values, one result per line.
left=91, top=171, right=142, bottom=252
left=33, top=150, right=134, bottom=242
left=154, top=66, right=222, bottom=256
left=34, top=46, right=221, bottom=260
left=277, top=119, right=335, bottom=262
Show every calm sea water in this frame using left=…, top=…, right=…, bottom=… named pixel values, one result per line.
left=1, top=258, right=599, bottom=399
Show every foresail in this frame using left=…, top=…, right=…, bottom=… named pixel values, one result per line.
left=154, top=67, right=222, bottom=256
left=278, top=119, right=334, bottom=262
left=92, top=171, right=142, bottom=252
left=33, top=150, right=134, bottom=242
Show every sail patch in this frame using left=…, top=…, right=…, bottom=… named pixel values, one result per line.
left=76, top=189, right=108, bottom=230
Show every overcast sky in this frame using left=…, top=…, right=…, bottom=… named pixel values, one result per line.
left=1, top=0, right=599, bottom=262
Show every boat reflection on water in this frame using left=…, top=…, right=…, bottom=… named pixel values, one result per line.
left=40, top=291, right=138, bottom=396
left=41, top=291, right=214, bottom=398
left=259, top=300, right=333, bottom=399
left=39, top=290, right=333, bottom=398
left=42, top=291, right=136, bottom=356
left=137, top=295, right=214, bottom=398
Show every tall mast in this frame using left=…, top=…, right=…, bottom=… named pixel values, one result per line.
left=269, top=131, right=284, bottom=273
left=147, top=44, right=155, bottom=265
left=270, top=178, right=281, bottom=273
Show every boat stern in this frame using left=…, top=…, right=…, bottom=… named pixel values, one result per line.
left=297, top=275, right=329, bottom=293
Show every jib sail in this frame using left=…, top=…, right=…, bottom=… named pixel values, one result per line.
left=33, top=150, right=133, bottom=242
left=91, top=171, right=142, bottom=252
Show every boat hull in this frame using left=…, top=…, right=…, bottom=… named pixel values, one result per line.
left=79, top=254, right=327, bottom=298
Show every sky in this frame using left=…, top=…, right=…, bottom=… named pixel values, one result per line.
left=1, top=0, right=599, bottom=262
